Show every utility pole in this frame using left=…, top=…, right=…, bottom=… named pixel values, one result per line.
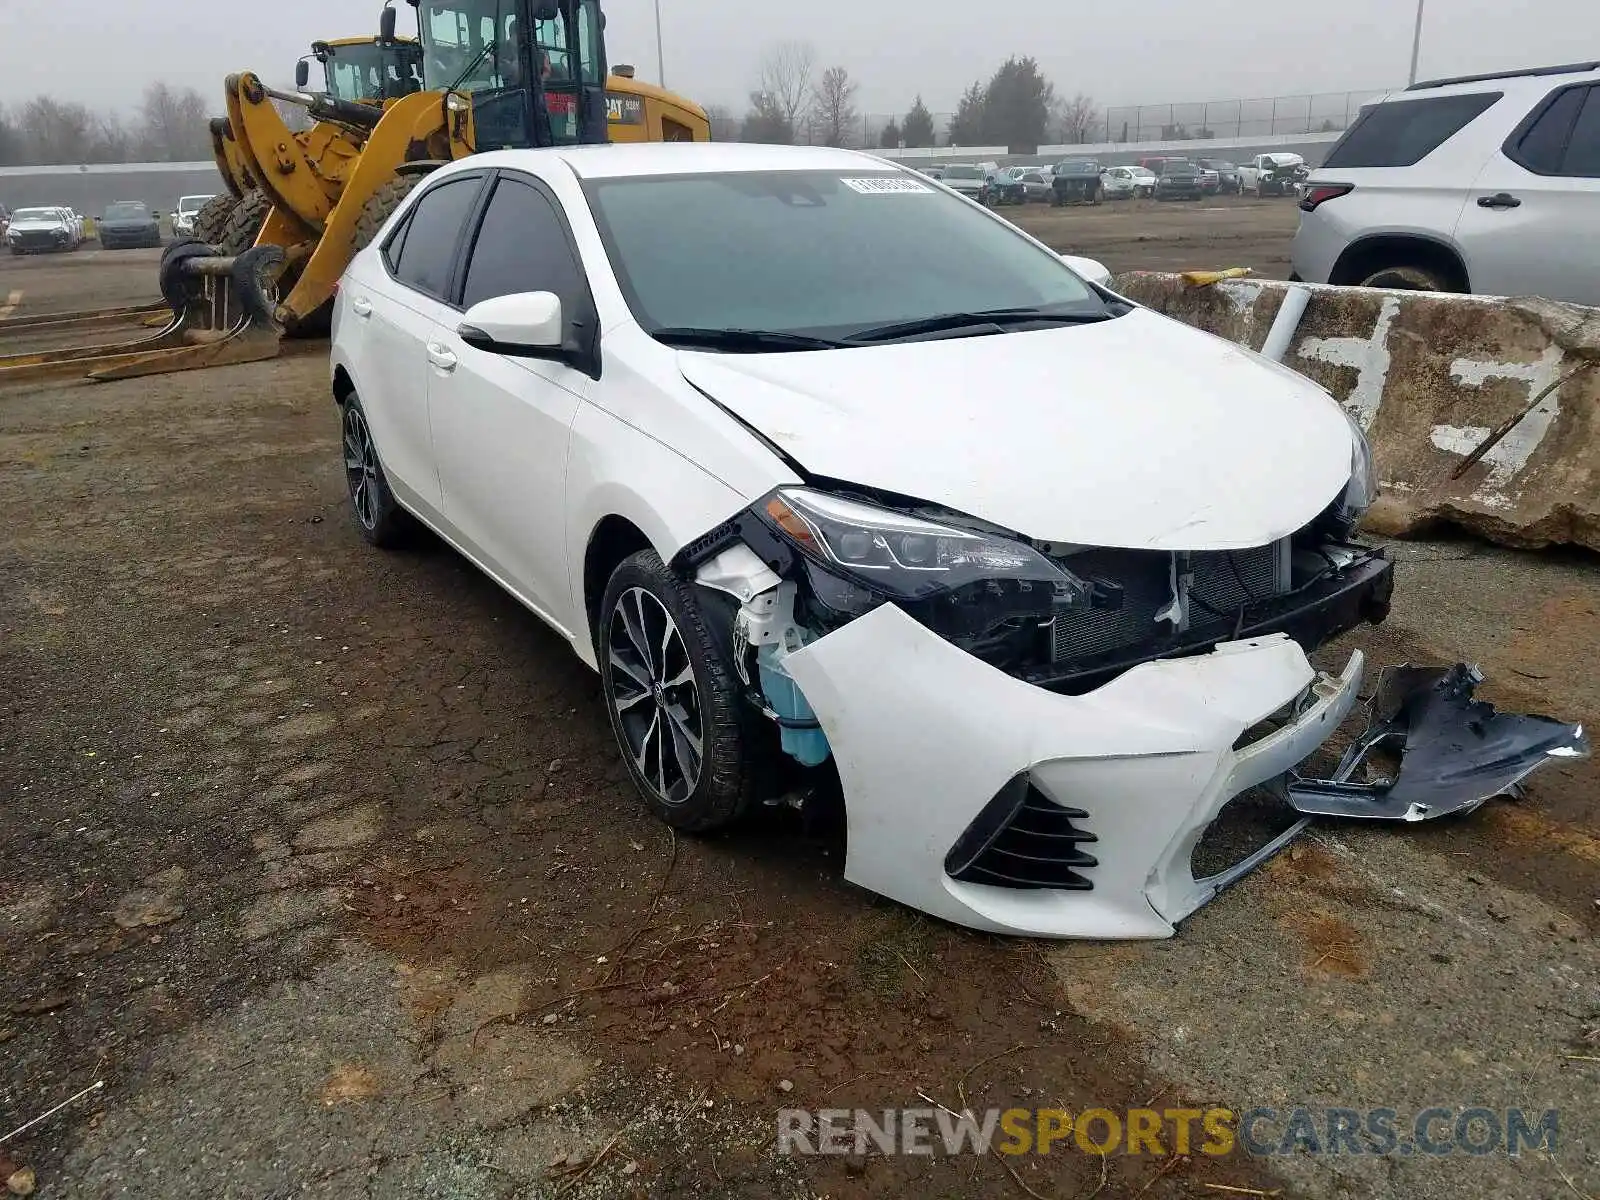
left=654, top=0, right=666, bottom=88
left=1414, top=0, right=1427, bottom=85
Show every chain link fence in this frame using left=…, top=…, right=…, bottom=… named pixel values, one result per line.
left=857, top=89, right=1383, bottom=150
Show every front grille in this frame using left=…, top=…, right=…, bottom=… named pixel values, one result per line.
left=14, top=232, right=60, bottom=248
left=945, top=776, right=1098, bottom=890
left=1051, top=543, right=1284, bottom=663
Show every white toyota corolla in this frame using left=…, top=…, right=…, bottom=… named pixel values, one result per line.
left=330, top=142, right=1392, bottom=939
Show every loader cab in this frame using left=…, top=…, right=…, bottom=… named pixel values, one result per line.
left=299, top=39, right=425, bottom=103
left=406, top=0, right=608, bottom=148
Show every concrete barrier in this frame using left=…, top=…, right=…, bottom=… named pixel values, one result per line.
left=1111, top=273, right=1600, bottom=552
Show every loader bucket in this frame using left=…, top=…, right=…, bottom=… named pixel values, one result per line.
left=0, top=240, right=285, bottom=385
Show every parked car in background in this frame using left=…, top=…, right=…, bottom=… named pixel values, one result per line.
left=1151, top=159, right=1203, bottom=201
left=1100, top=166, right=1139, bottom=199
left=1121, top=165, right=1157, bottom=197
left=1238, top=153, right=1309, bottom=196
left=329, top=142, right=1387, bottom=939
left=981, top=168, right=1027, bottom=206
left=172, top=194, right=218, bottom=238
left=5, top=206, right=82, bottom=254
left=939, top=163, right=985, bottom=200
left=1008, top=166, right=1053, bottom=202
left=1197, top=166, right=1221, bottom=194
left=1051, top=158, right=1104, bottom=204
left=1292, top=60, right=1600, bottom=303
left=0, top=204, right=10, bottom=237
left=1197, top=159, right=1243, bottom=193
left=97, top=201, right=163, bottom=249
left=919, top=166, right=945, bottom=181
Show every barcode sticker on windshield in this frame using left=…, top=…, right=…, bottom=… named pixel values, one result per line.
left=841, top=177, right=933, bottom=194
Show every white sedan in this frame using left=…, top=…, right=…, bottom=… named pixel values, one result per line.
left=1101, top=165, right=1156, bottom=199
left=330, top=142, right=1390, bottom=939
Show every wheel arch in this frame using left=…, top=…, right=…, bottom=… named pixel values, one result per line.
left=583, top=514, right=655, bottom=654
left=1329, top=233, right=1471, bottom=291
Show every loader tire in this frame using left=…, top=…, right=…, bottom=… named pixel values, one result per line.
left=191, top=194, right=237, bottom=247
left=351, top=175, right=424, bottom=255
left=217, top=189, right=269, bottom=255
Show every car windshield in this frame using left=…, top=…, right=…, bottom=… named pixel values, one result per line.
left=1164, top=162, right=1196, bottom=175
left=104, top=203, right=147, bottom=219
left=942, top=165, right=980, bottom=180
left=13, top=208, right=60, bottom=221
left=177, top=196, right=211, bottom=215
left=1059, top=161, right=1097, bottom=174
left=584, top=170, right=1106, bottom=340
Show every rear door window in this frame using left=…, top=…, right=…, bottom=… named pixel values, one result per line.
left=389, top=176, right=483, bottom=301
left=1323, top=92, right=1502, bottom=168
left=1507, top=84, right=1600, bottom=177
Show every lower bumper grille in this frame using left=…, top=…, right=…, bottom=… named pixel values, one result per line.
left=946, top=776, right=1098, bottom=890
left=1051, top=543, right=1284, bottom=663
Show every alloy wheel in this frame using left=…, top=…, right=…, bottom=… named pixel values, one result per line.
left=342, top=406, right=379, bottom=531
left=606, top=587, right=704, bottom=805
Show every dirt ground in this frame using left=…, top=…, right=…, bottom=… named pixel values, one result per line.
left=2, top=203, right=1597, bottom=1200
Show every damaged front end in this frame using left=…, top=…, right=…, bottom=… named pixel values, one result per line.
left=675, top=483, right=1399, bottom=938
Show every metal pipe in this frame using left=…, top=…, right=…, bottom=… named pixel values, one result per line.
left=1261, top=284, right=1312, bottom=363
left=1408, top=0, right=1427, bottom=85
left=654, top=0, right=665, bottom=87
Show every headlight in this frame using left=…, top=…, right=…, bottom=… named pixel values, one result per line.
left=1340, top=408, right=1377, bottom=520
left=757, top=487, right=1088, bottom=605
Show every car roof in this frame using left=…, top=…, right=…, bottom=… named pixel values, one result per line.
left=472, top=142, right=901, bottom=181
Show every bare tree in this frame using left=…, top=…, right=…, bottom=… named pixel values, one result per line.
left=741, top=91, right=794, bottom=144
left=1054, top=92, right=1101, bottom=145
left=18, top=97, right=97, bottom=164
left=756, top=41, right=816, bottom=138
left=811, top=66, right=859, bottom=148
left=136, top=82, right=210, bottom=160
left=702, top=102, right=740, bottom=142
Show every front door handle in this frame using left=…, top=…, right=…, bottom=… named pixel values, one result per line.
left=350, top=296, right=373, bottom=317
left=426, top=343, right=457, bottom=372
left=1477, top=192, right=1522, bottom=209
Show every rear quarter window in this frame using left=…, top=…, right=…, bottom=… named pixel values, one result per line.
left=1322, top=92, right=1503, bottom=168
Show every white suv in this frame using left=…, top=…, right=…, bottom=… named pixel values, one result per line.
left=1292, top=61, right=1600, bottom=303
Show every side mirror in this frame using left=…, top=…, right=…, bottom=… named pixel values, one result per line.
left=379, top=5, right=397, bottom=42
left=1060, top=254, right=1112, bottom=287
left=295, top=60, right=310, bottom=89
left=458, top=291, right=564, bottom=356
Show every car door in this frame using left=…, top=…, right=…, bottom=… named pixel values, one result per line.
left=1455, top=83, right=1600, bottom=304
left=345, top=173, right=487, bottom=516
left=426, top=172, right=592, bottom=632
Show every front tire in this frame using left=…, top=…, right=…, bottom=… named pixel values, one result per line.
left=599, top=550, right=761, bottom=833
left=338, top=391, right=414, bottom=548
left=1358, top=263, right=1454, bottom=292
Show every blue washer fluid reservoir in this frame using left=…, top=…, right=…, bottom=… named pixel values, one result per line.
left=756, top=644, right=831, bottom=767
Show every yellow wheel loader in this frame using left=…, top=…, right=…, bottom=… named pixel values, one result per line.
left=0, top=1, right=706, bottom=384
left=197, top=36, right=426, bottom=251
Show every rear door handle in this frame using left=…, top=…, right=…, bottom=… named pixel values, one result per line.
left=350, top=296, right=373, bottom=317
left=426, top=343, right=457, bottom=372
left=1477, top=192, right=1522, bottom=209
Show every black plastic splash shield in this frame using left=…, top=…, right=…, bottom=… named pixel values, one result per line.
left=1286, top=664, right=1589, bottom=821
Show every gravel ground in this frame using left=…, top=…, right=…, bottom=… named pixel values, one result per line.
left=1, top=202, right=1596, bottom=1200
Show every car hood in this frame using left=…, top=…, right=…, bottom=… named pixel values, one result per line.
left=677, top=309, right=1355, bottom=551
left=10, top=218, right=68, bottom=231
left=100, top=217, right=154, bottom=229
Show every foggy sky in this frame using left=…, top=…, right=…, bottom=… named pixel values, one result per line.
left=5, top=0, right=1599, bottom=119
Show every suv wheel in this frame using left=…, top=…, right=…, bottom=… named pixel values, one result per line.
left=1357, top=263, right=1453, bottom=292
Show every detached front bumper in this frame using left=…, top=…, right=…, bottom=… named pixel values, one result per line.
left=785, top=609, right=1363, bottom=939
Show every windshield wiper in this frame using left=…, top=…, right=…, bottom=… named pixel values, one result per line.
left=651, top=327, right=849, bottom=353
left=842, top=307, right=1117, bottom=345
